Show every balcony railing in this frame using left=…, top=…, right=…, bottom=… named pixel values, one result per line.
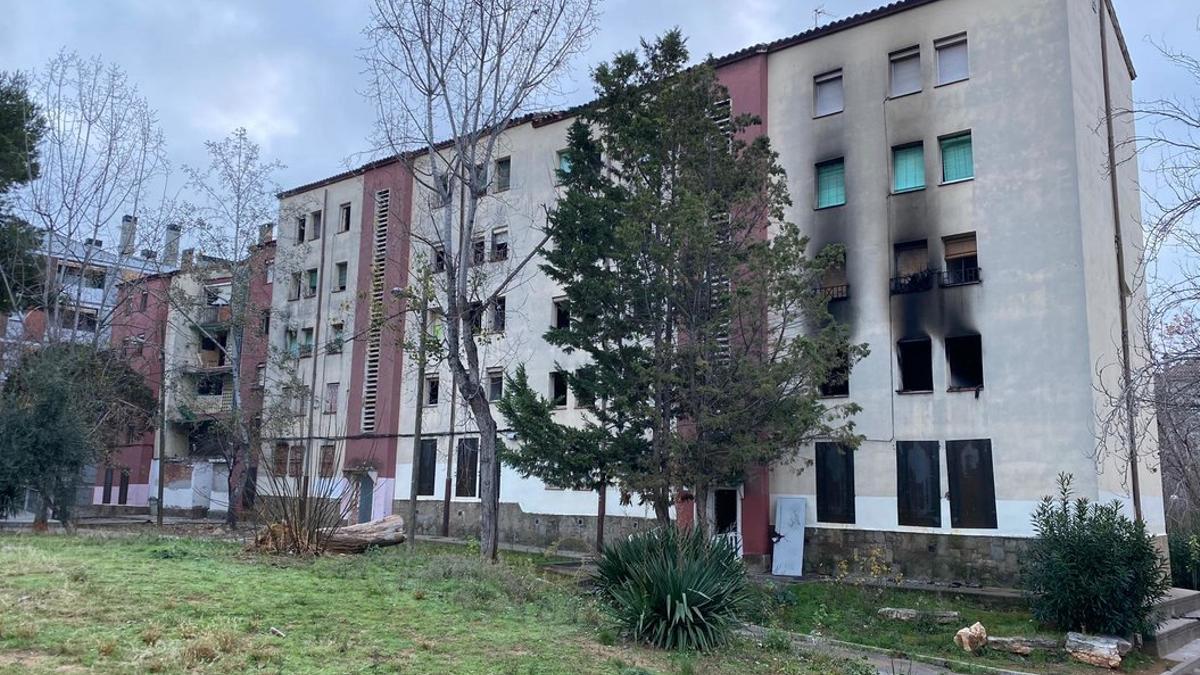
left=199, top=305, right=232, bottom=325
left=298, top=344, right=314, bottom=358
left=889, top=269, right=938, bottom=295
left=818, top=284, right=850, bottom=301
left=940, top=266, right=983, bottom=287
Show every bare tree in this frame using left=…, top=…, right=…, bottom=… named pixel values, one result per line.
left=363, top=0, right=597, bottom=561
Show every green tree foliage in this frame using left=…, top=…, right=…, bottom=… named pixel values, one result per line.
left=595, top=526, right=750, bottom=650
left=0, top=344, right=155, bottom=523
left=1021, top=474, right=1170, bottom=636
left=0, top=70, right=45, bottom=197
left=0, top=214, right=43, bottom=313
left=503, top=31, right=864, bottom=526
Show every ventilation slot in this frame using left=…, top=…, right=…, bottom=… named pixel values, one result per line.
left=360, top=189, right=390, bottom=432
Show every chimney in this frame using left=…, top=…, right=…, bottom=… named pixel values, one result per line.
left=180, top=247, right=195, bottom=270
left=119, top=215, right=137, bottom=255
left=164, top=223, right=182, bottom=266
left=259, top=222, right=275, bottom=245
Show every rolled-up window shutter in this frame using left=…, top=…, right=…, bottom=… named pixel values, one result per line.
left=814, top=71, right=843, bottom=116
left=890, top=48, right=921, bottom=97
left=944, top=234, right=977, bottom=260
left=936, top=37, right=969, bottom=85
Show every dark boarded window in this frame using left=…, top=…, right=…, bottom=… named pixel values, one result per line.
left=897, top=441, right=941, bottom=527
left=816, top=442, right=855, bottom=524
left=417, top=438, right=437, bottom=496
left=455, top=438, right=479, bottom=497
left=897, top=338, right=933, bottom=392
left=946, top=334, right=984, bottom=389
left=947, top=439, right=997, bottom=529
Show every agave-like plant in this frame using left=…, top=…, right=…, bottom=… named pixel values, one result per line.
left=594, top=526, right=750, bottom=650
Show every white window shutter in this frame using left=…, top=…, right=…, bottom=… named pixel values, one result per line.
left=814, top=73, right=843, bottom=116
left=937, top=40, right=969, bottom=84
left=890, top=52, right=921, bottom=97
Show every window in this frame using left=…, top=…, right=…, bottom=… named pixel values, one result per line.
left=289, top=272, right=301, bottom=301
left=935, top=34, right=969, bottom=86
left=819, top=348, right=850, bottom=397
left=256, top=363, right=266, bottom=387
left=427, top=309, right=444, bottom=340
left=196, top=374, right=224, bottom=396
left=894, top=240, right=928, bottom=277
left=892, top=143, right=925, bottom=192
left=305, top=268, right=318, bottom=297
left=417, top=439, right=437, bottom=496
left=425, top=376, right=439, bottom=406
left=556, top=150, right=572, bottom=180
left=942, top=233, right=979, bottom=285
left=83, top=268, right=106, bottom=289
left=897, top=337, right=933, bottom=392
left=815, top=158, right=846, bottom=208
left=264, top=261, right=274, bottom=285
left=289, top=445, right=305, bottom=477
left=296, top=216, right=307, bottom=243
left=492, top=229, right=509, bottom=261
left=550, top=371, right=568, bottom=408
left=433, top=172, right=450, bottom=204
left=940, top=132, right=973, bottom=183
left=946, top=439, right=997, bottom=528
left=492, top=296, right=506, bottom=333
left=813, top=69, right=844, bottom=117
left=260, top=310, right=271, bottom=336
left=897, top=441, right=941, bottom=527
left=488, top=369, right=504, bottom=402
left=552, top=297, right=570, bottom=330
left=433, top=246, right=446, bottom=273
left=334, top=262, right=348, bottom=292
left=889, top=46, right=922, bottom=97
left=455, top=438, right=479, bottom=497
left=134, top=334, right=145, bottom=356
left=300, top=327, right=314, bottom=357
left=59, top=308, right=98, bottom=332
left=319, top=444, right=336, bottom=477
left=328, top=322, right=345, bottom=353
left=714, top=489, right=739, bottom=534
left=285, top=329, right=299, bottom=357
left=324, top=382, right=340, bottom=413
left=495, top=157, right=511, bottom=191
left=139, top=290, right=149, bottom=311
left=469, top=302, right=483, bottom=334
left=310, top=210, right=322, bottom=240
left=816, top=442, right=855, bottom=524
left=472, top=238, right=486, bottom=265
left=946, top=334, right=984, bottom=389
left=273, top=443, right=290, bottom=477
left=339, top=203, right=352, bottom=232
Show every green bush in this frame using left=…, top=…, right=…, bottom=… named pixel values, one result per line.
left=1169, top=533, right=1200, bottom=590
left=594, top=526, right=750, bottom=650
left=1021, top=474, right=1169, bottom=636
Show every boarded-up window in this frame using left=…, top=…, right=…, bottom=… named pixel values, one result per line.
left=455, top=438, right=479, bottom=497
left=897, top=441, right=941, bottom=527
left=418, top=439, right=437, bottom=496
left=319, top=444, right=336, bottom=477
left=947, top=439, right=997, bottom=529
left=816, top=443, right=855, bottom=524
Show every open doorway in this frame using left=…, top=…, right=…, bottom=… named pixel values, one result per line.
left=710, top=488, right=742, bottom=555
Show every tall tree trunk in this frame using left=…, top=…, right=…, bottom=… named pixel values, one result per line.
left=407, top=297, right=429, bottom=551
left=595, top=479, right=606, bottom=554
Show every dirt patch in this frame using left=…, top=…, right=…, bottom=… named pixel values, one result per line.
left=0, top=649, right=87, bottom=672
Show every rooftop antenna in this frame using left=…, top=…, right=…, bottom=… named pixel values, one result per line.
left=813, top=5, right=838, bottom=28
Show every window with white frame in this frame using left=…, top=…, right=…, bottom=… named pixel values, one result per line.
left=813, top=69, right=844, bottom=117
left=935, top=34, right=969, bottom=86
left=889, top=46, right=922, bottom=97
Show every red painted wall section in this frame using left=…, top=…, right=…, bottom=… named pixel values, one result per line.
left=239, top=241, right=275, bottom=421
left=716, top=53, right=772, bottom=557
left=102, top=273, right=174, bottom=488
left=345, top=160, right=412, bottom=478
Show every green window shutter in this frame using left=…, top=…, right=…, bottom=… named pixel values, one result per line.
left=941, top=133, right=973, bottom=182
left=893, top=144, right=925, bottom=192
left=816, top=159, right=846, bottom=208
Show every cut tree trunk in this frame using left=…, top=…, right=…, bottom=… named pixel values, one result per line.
left=322, top=514, right=407, bottom=554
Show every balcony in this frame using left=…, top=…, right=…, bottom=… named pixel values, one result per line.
left=818, top=284, right=850, bottom=302
left=199, top=305, right=232, bottom=326
left=940, top=266, right=983, bottom=287
left=298, top=344, right=314, bottom=358
left=889, top=269, right=937, bottom=295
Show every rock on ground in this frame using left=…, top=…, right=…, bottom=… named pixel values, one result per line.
left=1065, top=632, right=1133, bottom=669
left=877, top=607, right=961, bottom=624
left=954, top=622, right=988, bottom=653
left=987, top=636, right=1060, bottom=655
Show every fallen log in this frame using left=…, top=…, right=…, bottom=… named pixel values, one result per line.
left=322, top=514, right=407, bottom=554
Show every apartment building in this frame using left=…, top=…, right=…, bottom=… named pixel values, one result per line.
left=269, top=0, right=1160, bottom=582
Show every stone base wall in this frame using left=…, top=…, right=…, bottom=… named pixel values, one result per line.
left=399, top=500, right=659, bottom=553
left=802, top=527, right=1031, bottom=587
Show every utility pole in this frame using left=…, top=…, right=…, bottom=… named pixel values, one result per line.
left=406, top=270, right=431, bottom=550
left=155, top=296, right=168, bottom=527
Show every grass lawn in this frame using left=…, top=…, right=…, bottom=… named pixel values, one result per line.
left=0, top=532, right=873, bottom=675
left=765, top=581, right=1163, bottom=674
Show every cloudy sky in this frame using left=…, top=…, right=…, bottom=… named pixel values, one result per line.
left=1, top=0, right=1196, bottom=196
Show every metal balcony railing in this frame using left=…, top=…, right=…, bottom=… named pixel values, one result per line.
left=940, top=266, right=983, bottom=287
left=818, top=284, right=850, bottom=301
left=199, top=305, right=232, bottom=325
left=889, top=269, right=937, bottom=295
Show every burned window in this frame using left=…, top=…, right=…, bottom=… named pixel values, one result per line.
left=946, top=334, right=983, bottom=390
left=714, top=489, right=738, bottom=534
left=816, top=442, right=855, bottom=524
left=947, top=439, right=997, bottom=529
left=196, top=374, right=224, bottom=396
left=492, top=229, right=509, bottom=261
left=897, top=338, right=933, bottom=392
left=819, top=258, right=849, bottom=301
left=492, top=296, right=506, bottom=332
left=819, top=348, right=851, bottom=397
left=455, top=438, right=479, bottom=497
left=891, top=240, right=932, bottom=294
left=469, top=302, right=483, bottom=334
left=425, top=376, right=439, bottom=406
left=296, top=216, right=306, bottom=243
left=472, top=238, right=486, bottom=265
left=319, top=444, right=336, bottom=477
left=897, top=440, right=941, bottom=527
left=550, top=371, right=568, bottom=408
left=433, top=246, right=446, bottom=272
left=418, top=438, right=437, bottom=496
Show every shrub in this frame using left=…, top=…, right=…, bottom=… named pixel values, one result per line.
left=1169, top=533, right=1200, bottom=590
left=594, top=526, right=750, bottom=650
left=1021, top=473, right=1169, bottom=637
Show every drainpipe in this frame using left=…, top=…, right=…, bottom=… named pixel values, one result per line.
left=1099, top=0, right=1142, bottom=522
